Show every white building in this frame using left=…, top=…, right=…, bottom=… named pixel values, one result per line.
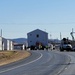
left=0, top=36, right=13, bottom=50
left=27, top=29, right=48, bottom=48
left=7, top=40, right=13, bottom=50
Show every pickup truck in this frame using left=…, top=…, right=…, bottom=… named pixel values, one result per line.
left=60, top=44, right=72, bottom=51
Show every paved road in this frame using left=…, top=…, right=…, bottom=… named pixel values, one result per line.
left=59, top=52, right=75, bottom=75
left=0, top=50, right=71, bottom=75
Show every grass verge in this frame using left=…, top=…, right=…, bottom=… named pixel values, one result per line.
left=0, top=50, right=31, bottom=66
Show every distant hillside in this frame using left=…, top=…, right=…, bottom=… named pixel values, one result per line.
left=9, top=38, right=60, bottom=44
left=48, top=39, right=61, bottom=43
left=10, top=38, right=27, bottom=44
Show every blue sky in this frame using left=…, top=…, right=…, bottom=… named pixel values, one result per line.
left=0, top=0, right=75, bottom=39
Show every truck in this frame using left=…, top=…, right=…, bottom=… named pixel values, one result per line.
left=60, top=38, right=72, bottom=51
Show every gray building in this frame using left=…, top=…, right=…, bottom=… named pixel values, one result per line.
left=27, top=29, right=48, bottom=48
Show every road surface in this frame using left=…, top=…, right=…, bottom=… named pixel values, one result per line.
left=60, top=52, right=75, bottom=75
left=0, top=50, right=74, bottom=75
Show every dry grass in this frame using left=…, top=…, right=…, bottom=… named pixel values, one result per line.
left=0, top=51, right=16, bottom=59
left=0, top=51, right=31, bottom=66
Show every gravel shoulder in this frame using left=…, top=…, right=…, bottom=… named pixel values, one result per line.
left=0, top=50, right=31, bottom=66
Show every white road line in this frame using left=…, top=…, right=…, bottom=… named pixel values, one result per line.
left=0, top=52, right=43, bottom=74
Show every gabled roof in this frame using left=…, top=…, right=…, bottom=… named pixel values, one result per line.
left=27, top=29, right=48, bottom=34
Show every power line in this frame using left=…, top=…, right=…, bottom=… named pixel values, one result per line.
left=0, top=22, right=75, bottom=25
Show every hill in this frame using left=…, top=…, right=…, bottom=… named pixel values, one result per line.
left=10, top=38, right=27, bottom=44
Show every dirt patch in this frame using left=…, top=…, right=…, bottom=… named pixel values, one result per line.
left=0, top=51, right=31, bottom=66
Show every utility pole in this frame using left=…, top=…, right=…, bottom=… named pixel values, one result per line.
left=50, top=34, right=52, bottom=39
left=72, top=28, right=74, bottom=33
left=0, top=29, right=3, bottom=50
left=60, top=32, right=62, bottom=40
left=70, top=28, right=75, bottom=41
left=1, top=29, right=2, bottom=37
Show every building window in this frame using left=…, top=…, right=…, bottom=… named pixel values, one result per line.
left=30, top=41, right=32, bottom=42
left=30, top=34, right=32, bottom=36
left=36, top=34, right=39, bottom=38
